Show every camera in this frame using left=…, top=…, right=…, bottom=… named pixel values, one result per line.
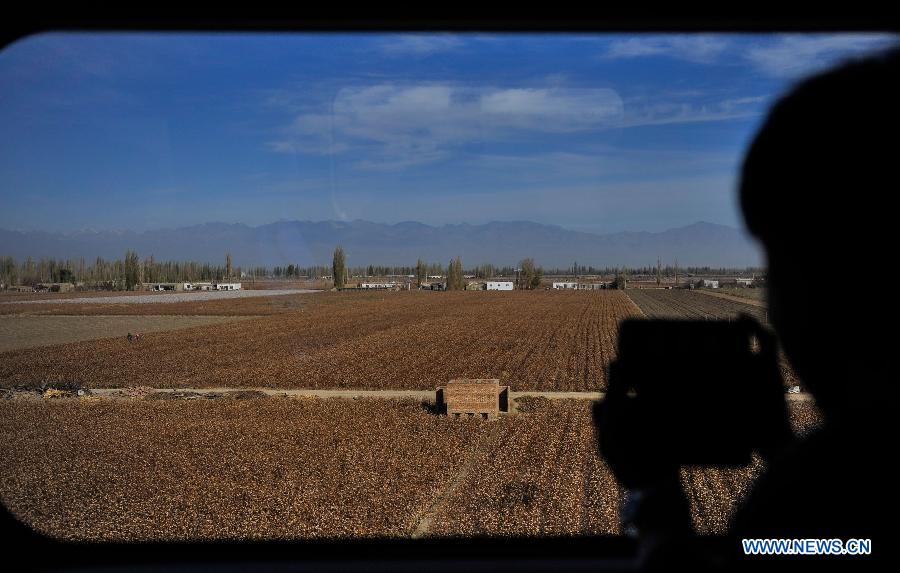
left=595, top=316, right=792, bottom=490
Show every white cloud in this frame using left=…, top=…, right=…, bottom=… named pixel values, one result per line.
left=378, top=35, right=464, bottom=56
left=263, top=34, right=900, bottom=171
left=268, top=84, right=626, bottom=169
left=604, top=35, right=730, bottom=63
left=479, top=88, right=623, bottom=128
left=603, top=33, right=899, bottom=79
left=745, top=34, right=899, bottom=78
left=619, top=95, right=769, bottom=128
left=266, top=82, right=776, bottom=169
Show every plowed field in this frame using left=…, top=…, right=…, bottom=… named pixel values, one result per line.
left=0, top=397, right=820, bottom=541
left=0, top=291, right=641, bottom=391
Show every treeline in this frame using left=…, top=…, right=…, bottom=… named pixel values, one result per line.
left=1, top=251, right=765, bottom=290
left=0, top=252, right=242, bottom=290
left=416, top=256, right=543, bottom=290
left=0, top=253, right=493, bottom=289
left=543, top=263, right=764, bottom=276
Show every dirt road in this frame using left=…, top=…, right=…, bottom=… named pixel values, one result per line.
left=84, top=387, right=814, bottom=402
left=1, top=289, right=316, bottom=305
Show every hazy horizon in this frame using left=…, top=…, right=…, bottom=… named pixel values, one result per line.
left=0, top=216, right=742, bottom=236
left=0, top=219, right=765, bottom=269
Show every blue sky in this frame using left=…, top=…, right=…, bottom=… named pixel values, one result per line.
left=0, top=32, right=896, bottom=234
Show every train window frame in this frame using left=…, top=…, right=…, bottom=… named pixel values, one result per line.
left=1, top=9, right=894, bottom=572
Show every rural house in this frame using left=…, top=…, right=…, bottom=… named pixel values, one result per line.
left=486, top=281, right=513, bottom=291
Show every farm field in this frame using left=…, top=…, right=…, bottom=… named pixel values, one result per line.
left=0, top=290, right=161, bottom=302
left=0, top=315, right=255, bottom=352
left=248, top=279, right=332, bottom=291
left=425, top=398, right=622, bottom=537
left=0, top=396, right=821, bottom=541
left=0, top=288, right=311, bottom=306
left=626, top=288, right=768, bottom=323
left=0, top=281, right=314, bottom=303
left=716, top=287, right=766, bottom=303
left=0, top=286, right=815, bottom=542
left=0, top=288, right=314, bottom=314
left=0, top=290, right=318, bottom=316
left=0, top=290, right=641, bottom=391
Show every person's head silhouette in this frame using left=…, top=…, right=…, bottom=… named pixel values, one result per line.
left=740, top=47, right=897, bottom=427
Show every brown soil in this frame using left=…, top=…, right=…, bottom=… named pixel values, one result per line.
left=0, top=315, right=254, bottom=352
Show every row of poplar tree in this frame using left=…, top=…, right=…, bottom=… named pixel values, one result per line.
left=0, top=252, right=240, bottom=291
left=330, top=246, right=544, bottom=290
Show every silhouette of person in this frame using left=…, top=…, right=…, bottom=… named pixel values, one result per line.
left=598, top=47, right=897, bottom=572
left=729, top=47, right=898, bottom=569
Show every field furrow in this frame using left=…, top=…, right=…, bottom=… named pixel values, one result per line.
left=0, top=290, right=641, bottom=392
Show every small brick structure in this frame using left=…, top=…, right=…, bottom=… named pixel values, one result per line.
left=436, top=379, right=509, bottom=420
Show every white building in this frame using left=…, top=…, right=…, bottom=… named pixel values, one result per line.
left=700, top=279, right=719, bottom=289
left=360, top=282, right=397, bottom=289
left=552, top=282, right=577, bottom=289
left=486, top=281, right=514, bottom=291
left=215, top=282, right=242, bottom=291
left=735, top=278, right=754, bottom=286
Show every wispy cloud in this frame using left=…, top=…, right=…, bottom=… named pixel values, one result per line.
left=620, top=95, right=769, bottom=128
left=602, top=33, right=898, bottom=79
left=603, top=35, right=730, bottom=63
left=378, top=34, right=464, bottom=56
left=267, top=84, right=625, bottom=169
left=744, top=34, right=899, bottom=78
left=265, top=81, right=777, bottom=170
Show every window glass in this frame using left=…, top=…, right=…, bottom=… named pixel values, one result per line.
left=0, top=31, right=895, bottom=542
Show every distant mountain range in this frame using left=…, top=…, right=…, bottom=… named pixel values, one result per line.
left=0, top=220, right=762, bottom=268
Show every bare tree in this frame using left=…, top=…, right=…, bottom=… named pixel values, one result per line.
left=446, top=257, right=464, bottom=290
left=332, top=246, right=346, bottom=289
left=518, top=258, right=543, bottom=290
left=415, top=259, right=426, bottom=287
left=124, top=250, right=140, bottom=291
